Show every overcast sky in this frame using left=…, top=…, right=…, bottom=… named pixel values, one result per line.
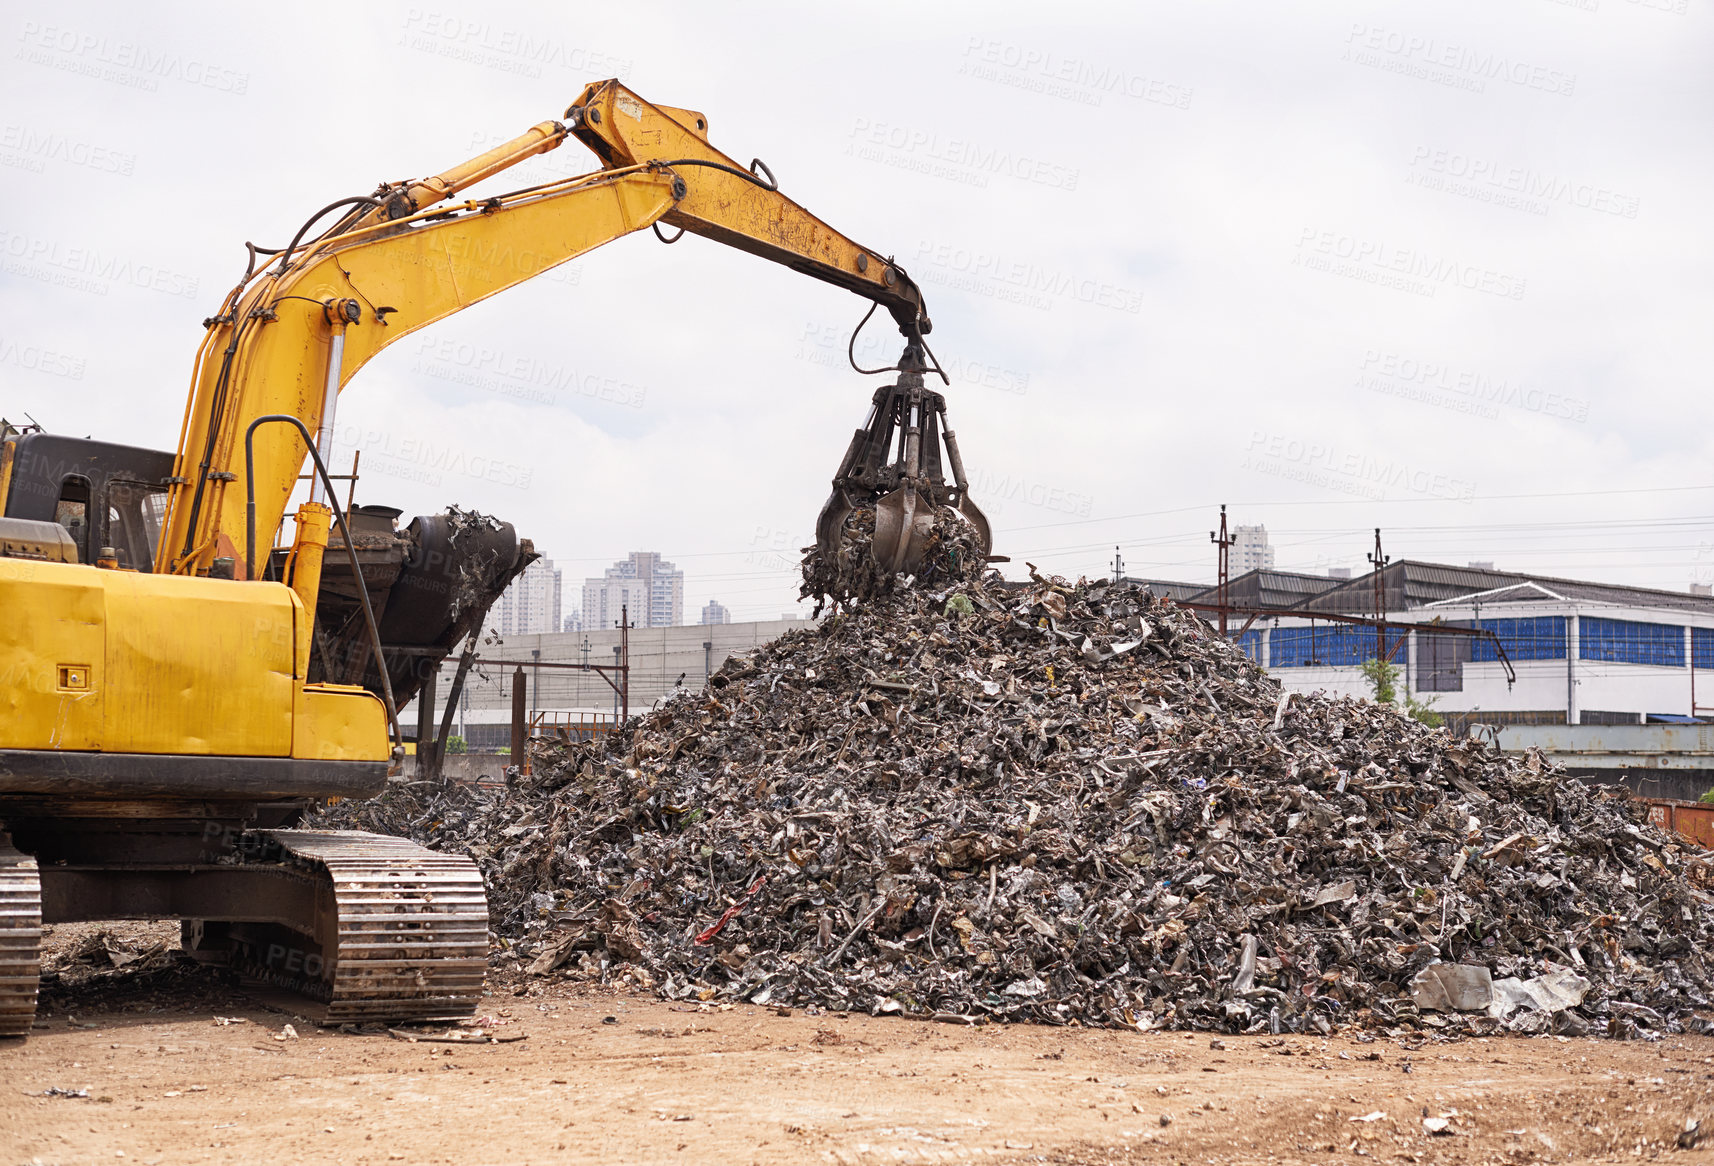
left=4, top=0, right=1711, bottom=622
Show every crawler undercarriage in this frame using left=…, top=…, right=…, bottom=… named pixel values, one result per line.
left=0, top=778, right=486, bottom=1036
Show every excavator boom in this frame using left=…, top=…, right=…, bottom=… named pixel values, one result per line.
left=160, top=79, right=970, bottom=589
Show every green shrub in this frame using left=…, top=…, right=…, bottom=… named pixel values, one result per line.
left=1360, top=656, right=1442, bottom=727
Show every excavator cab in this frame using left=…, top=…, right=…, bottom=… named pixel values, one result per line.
left=0, top=426, right=174, bottom=570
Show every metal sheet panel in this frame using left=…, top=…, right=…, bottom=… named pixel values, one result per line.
left=0, top=559, right=105, bottom=750
left=293, top=685, right=388, bottom=762
left=1496, top=724, right=1714, bottom=769
left=101, top=571, right=295, bottom=756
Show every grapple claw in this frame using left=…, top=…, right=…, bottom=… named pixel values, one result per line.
left=817, top=339, right=992, bottom=575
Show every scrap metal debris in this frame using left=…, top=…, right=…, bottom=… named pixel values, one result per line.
left=322, top=566, right=1714, bottom=1036
left=799, top=505, right=984, bottom=616
left=52, top=930, right=166, bottom=972
left=386, top=1027, right=527, bottom=1044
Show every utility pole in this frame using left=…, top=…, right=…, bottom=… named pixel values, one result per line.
left=415, top=666, right=437, bottom=780
left=1210, top=505, right=1234, bottom=636
left=615, top=603, right=632, bottom=726
left=530, top=647, right=541, bottom=726
left=1367, top=528, right=1390, bottom=660
left=1111, top=546, right=1124, bottom=583
left=509, top=666, right=526, bottom=780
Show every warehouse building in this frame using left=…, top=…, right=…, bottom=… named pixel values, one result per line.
left=1132, top=561, right=1714, bottom=730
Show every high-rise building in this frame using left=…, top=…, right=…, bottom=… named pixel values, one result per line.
left=493, top=556, right=562, bottom=635
left=562, top=611, right=583, bottom=633
left=1232, top=524, right=1275, bottom=572
left=700, top=599, right=730, bottom=625
left=582, top=551, right=684, bottom=630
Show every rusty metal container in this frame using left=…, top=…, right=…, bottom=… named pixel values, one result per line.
left=1639, top=797, right=1714, bottom=849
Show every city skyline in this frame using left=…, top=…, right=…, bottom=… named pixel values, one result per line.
left=488, top=556, right=562, bottom=637
left=582, top=551, right=685, bottom=631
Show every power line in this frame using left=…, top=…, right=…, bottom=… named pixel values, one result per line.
left=994, top=483, right=1714, bottom=535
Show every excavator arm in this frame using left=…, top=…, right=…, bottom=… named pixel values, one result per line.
left=567, top=82, right=930, bottom=336
left=158, top=80, right=983, bottom=598
left=0, top=83, right=997, bottom=1034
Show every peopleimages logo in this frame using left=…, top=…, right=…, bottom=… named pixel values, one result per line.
left=0, top=124, right=136, bottom=176
left=1294, top=228, right=1526, bottom=302
left=1357, top=349, right=1590, bottom=423
left=1243, top=430, right=1476, bottom=503
left=1407, top=146, right=1638, bottom=219
left=398, top=11, right=633, bottom=79
left=15, top=21, right=250, bottom=95
left=846, top=118, right=1080, bottom=192
left=745, top=524, right=809, bottom=575
left=333, top=423, right=534, bottom=491
left=914, top=240, right=1144, bottom=315
left=412, top=336, right=647, bottom=410
left=0, top=332, right=85, bottom=380
left=0, top=229, right=200, bottom=298
left=957, top=37, right=1193, bottom=111
left=1343, top=24, right=1577, bottom=97
left=968, top=468, right=1094, bottom=518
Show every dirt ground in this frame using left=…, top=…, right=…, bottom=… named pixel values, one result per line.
left=3, top=924, right=1714, bottom=1165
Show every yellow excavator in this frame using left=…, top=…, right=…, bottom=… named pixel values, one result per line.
left=0, top=80, right=992, bottom=1035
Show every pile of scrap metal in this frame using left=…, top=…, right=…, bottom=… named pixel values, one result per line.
left=323, top=563, right=1714, bottom=1037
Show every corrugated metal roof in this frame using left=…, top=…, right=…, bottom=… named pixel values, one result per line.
left=1183, top=569, right=1343, bottom=609
left=1120, top=576, right=1208, bottom=601
left=1302, top=560, right=1714, bottom=615
left=1461, top=577, right=1714, bottom=613
left=1302, top=561, right=1527, bottom=612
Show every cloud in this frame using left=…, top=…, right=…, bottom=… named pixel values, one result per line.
left=5, top=0, right=1712, bottom=619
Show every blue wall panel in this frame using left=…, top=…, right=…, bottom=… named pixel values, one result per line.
left=1581, top=617, right=1684, bottom=667
left=1473, top=617, right=1566, bottom=662
left=1269, top=626, right=1407, bottom=668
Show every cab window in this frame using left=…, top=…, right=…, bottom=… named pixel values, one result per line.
left=55, top=476, right=91, bottom=564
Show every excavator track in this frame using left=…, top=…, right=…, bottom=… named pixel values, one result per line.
left=0, top=834, right=43, bottom=1037
left=250, top=830, right=488, bottom=1023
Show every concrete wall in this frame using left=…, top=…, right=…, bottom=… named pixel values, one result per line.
left=401, top=616, right=818, bottom=736
left=425, top=752, right=511, bottom=782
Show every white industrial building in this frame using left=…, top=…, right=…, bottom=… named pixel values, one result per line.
left=1133, top=561, right=1714, bottom=730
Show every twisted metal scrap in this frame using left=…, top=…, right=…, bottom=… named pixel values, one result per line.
left=323, top=570, right=1714, bottom=1038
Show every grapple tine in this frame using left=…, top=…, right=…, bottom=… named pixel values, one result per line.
left=937, top=414, right=991, bottom=561
left=814, top=487, right=854, bottom=563
left=873, top=485, right=912, bottom=573
left=959, top=493, right=993, bottom=559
